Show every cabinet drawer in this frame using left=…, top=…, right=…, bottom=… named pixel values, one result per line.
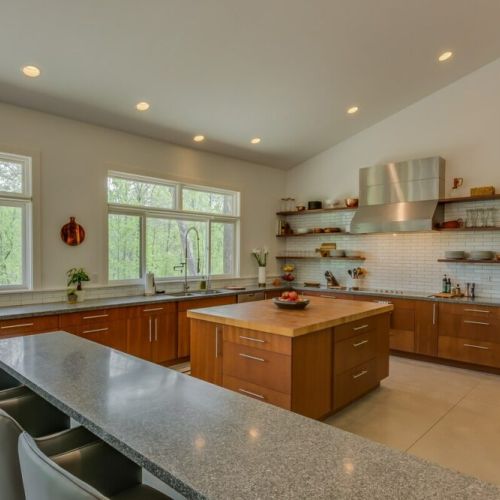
left=71, top=320, right=128, bottom=352
left=335, top=330, right=378, bottom=374
left=0, top=315, right=59, bottom=336
left=440, top=303, right=500, bottom=319
left=333, top=358, right=380, bottom=410
left=223, top=341, right=291, bottom=394
left=334, top=315, right=378, bottom=342
left=59, top=308, right=123, bottom=327
left=128, top=303, right=177, bottom=318
left=439, top=314, right=499, bottom=343
left=223, top=326, right=291, bottom=355
left=438, top=336, right=500, bottom=368
left=223, top=374, right=291, bottom=410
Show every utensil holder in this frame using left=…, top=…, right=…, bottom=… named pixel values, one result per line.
left=348, top=277, right=363, bottom=290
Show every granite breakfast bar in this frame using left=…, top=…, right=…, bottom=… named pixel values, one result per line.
left=1, top=331, right=500, bottom=499
left=188, top=297, right=394, bottom=419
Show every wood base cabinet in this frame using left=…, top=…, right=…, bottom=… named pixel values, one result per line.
left=190, top=313, right=390, bottom=419
left=127, top=304, right=177, bottom=364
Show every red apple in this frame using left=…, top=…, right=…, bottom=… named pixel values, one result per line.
left=281, top=291, right=289, bottom=300
left=288, top=291, right=298, bottom=301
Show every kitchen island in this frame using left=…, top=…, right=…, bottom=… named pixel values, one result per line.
left=1, top=331, right=499, bottom=500
left=188, top=297, right=393, bottom=419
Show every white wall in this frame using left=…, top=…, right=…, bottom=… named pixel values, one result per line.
left=0, top=102, right=285, bottom=290
left=286, top=57, right=500, bottom=200
left=284, top=58, right=500, bottom=296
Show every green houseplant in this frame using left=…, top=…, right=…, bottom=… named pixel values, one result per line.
left=67, top=268, right=90, bottom=303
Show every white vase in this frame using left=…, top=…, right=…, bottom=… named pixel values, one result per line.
left=258, top=267, right=266, bottom=287
left=75, top=289, right=86, bottom=302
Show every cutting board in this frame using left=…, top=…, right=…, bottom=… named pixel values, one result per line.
left=433, top=292, right=465, bottom=298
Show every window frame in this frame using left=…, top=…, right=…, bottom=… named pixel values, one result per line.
left=0, top=152, right=33, bottom=291
left=107, top=172, right=240, bottom=284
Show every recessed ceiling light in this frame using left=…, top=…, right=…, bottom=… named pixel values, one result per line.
left=22, top=65, right=41, bottom=78
left=347, top=106, right=359, bottom=115
left=438, top=51, right=453, bottom=62
left=193, top=135, right=205, bottom=142
left=135, top=101, right=150, bottom=111
left=250, top=137, right=261, bottom=144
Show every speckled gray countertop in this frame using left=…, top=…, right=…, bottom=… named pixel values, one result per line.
left=0, top=286, right=284, bottom=320
left=1, top=332, right=499, bottom=500
left=0, top=285, right=498, bottom=322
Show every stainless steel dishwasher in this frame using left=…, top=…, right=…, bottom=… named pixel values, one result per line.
left=237, top=291, right=266, bottom=303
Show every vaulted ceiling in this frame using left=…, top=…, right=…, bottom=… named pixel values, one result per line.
left=1, top=0, right=500, bottom=168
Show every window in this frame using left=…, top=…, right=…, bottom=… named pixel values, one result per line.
left=107, top=172, right=239, bottom=282
left=0, top=152, right=32, bottom=289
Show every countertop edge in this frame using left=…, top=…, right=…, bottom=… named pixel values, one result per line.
left=187, top=303, right=394, bottom=337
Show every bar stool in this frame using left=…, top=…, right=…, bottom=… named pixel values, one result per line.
left=19, top=431, right=172, bottom=499
left=0, top=367, right=24, bottom=400
left=0, top=388, right=71, bottom=500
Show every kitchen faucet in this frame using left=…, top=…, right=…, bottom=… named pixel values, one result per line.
left=174, top=226, right=201, bottom=293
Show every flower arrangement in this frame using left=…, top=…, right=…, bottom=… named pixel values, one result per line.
left=251, top=247, right=269, bottom=267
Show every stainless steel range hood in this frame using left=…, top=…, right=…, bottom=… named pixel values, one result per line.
left=350, top=157, right=445, bottom=234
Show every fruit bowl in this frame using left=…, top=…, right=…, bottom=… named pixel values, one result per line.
left=273, top=298, right=310, bottom=310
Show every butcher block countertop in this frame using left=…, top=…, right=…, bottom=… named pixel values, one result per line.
left=187, top=297, right=394, bottom=337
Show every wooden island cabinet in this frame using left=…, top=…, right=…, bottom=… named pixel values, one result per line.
left=189, top=297, right=393, bottom=419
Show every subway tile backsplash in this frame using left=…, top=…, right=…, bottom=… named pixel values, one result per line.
left=280, top=200, right=500, bottom=298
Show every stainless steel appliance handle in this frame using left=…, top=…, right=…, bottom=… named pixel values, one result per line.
left=353, top=369, right=368, bottom=379
left=82, top=327, right=109, bottom=334
left=239, top=353, right=265, bottom=362
left=352, top=339, right=368, bottom=348
left=1, top=322, right=34, bottom=330
left=239, top=335, right=265, bottom=344
left=463, top=343, right=489, bottom=350
left=238, top=388, right=265, bottom=399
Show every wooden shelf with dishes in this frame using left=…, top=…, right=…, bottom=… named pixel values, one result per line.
left=276, top=232, right=355, bottom=238
left=276, top=256, right=365, bottom=261
left=438, top=259, right=500, bottom=265
left=276, top=206, right=357, bottom=217
left=437, top=194, right=500, bottom=204
left=435, top=226, right=500, bottom=232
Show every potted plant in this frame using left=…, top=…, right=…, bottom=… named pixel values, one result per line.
left=67, top=288, right=78, bottom=304
left=67, top=268, right=90, bottom=302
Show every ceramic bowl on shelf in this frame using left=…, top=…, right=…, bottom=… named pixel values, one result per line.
left=330, top=249, right=345, bottom=257
left=296, top=204, right=306, bottom=211
left=469, top=250, right=494, bottom=260
left=295, top=228, right=309, bottom=234
left=345, top=250, right=362, bottom=258
left=444, top=251, right=465, bottom=259
left=273, top=298, right=310, bottom=310
left=344, top=198, right=359, bottom=208
left=323, top=227, right=341, bottom=233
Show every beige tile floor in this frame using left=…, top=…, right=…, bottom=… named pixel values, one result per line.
left=325, top=356, right=500, bottom=486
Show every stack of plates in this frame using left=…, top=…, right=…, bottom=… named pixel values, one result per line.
left=469, top=251, right=494, bottom=261
left=444, top=251, right=465, bottom=260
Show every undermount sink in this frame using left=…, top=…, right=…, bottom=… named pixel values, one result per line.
left=165, top=289, right=223, bottom=298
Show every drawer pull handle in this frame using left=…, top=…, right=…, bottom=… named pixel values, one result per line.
left=353, top=324, right=369, bottom=331
left=464, top=309, right=490, bottom=314
left=353, top=369, right=368, bottom=379
left=353, top=339, right=368, bottom=348
left=374, top=300, right=392, bottom=304
left=239, top=353, right=265, bottom=362
left=143, top=307, right=164, bottom=312
left=463, top=320, right=490, bottom=326
left=1, top=322, right=34, bottom=330
left=82, top=314, right=108, bottom=320
left=238, top=388, right=265, bottom=399
left=239, top=335, right=265, bottom=343
left=82, top=327, right=109, bottom=334
left=463, top=343, right=489, bottom=350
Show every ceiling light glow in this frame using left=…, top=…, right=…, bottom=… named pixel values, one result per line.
left=193, top=135, right=205, bottom=142
left=438, top=51, right=453, bottom=62
left=135, top=101, right=150, bottom=111
left=250, top=137, right=261, bottom=144
left=347, top=106, right=359, bottom=115
left=22, top=65, right=41, bottom=78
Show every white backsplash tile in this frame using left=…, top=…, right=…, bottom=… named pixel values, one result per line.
left=280, top=201, right=500, bottom=299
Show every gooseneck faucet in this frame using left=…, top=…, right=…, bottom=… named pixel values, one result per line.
left=174, top=226, right=201, bottom=293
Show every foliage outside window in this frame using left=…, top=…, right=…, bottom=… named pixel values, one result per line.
left=0, top=153, right=32, bottom=289
left=107, top=172, right=239, bottom=282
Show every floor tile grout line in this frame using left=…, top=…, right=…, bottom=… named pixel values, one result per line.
left=403, top=380, right=482, bottom=452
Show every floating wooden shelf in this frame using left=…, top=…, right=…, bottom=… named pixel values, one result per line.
left=438, top=259, right=500, bottom=265
left=435, top=227, right=500, bottom=232
left=438, top=194, right=500, bottom=204
left=276, top=256, right=365, bottom=261
left=276, top=206, right=357, bottom=216
left=276, top=232, right=353, bottom=238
